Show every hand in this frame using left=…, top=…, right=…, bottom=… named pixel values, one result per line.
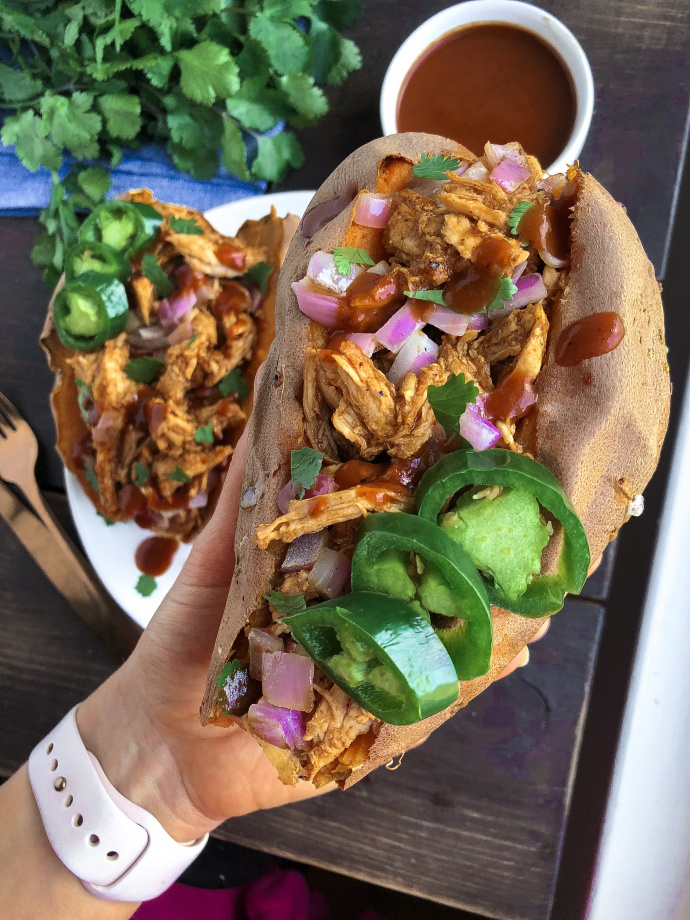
left=78, top=423, right=324, bottom=844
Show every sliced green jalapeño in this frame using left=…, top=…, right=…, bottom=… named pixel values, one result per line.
left=65, top=240, right=130, bottom=283
left=53, top=271, right=129, bottom=351
left=415, top=449, right=590, bottom=617
left=284, top=592, right=458, bottom=726
left=79, top=200, right=161, bottom=259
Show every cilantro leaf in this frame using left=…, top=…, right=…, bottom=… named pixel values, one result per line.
left=169, top=467, right=191, bottom=483
left=141, top=253, right=173, bottom=296
left=125, top=357, right=165, bottom=384
left=291, top=447, right=323, bottom=498
left=221, top=118, right=249, bottom=181
left=0, top=63, right=41, bottom=103
left=333, top=247, right=375, bottom=276
left=404, top=289, right=446, bottom=306
left=327, top=36, right=362, bottom=86
left=195, top=424, right=214, bottom=444
left=427, top=373, right=480, bottom=438
left=134, top=462, right=149, bottom=488
left=225, top=77, right=288, bottom=133
left=487, top=277, right=518, bottom=312
left=507, top=201, right=534, bottom=236
left=244, top=261, right=272, bottom=296
left=278, top=73, right=328, bottom=126
left=97, top=511, right=116, bottom=526
left=84, top=462, right=99, bottom=494
left=77, top=166, right=112, bottom=203
left=251, top=132, right=304, bottom=182
left=97, top=94, right=142, bottom=141
left=136, top=574, right=157, bottom=597
left=248, top=15, right=308, bottom=75
left=263, top=591, right=307, bottom=615
left=41, top=91, right=102, bottom=160
left=1, top=111, right=62, bottom=172
left=218, top=368, right=249, bottom=400
left=176, top=41, right=240, bottom=106
left=168, top=216, right=203, bottom=235
left=412, top=153, right=461, bottom=181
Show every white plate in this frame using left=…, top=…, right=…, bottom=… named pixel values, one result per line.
left=65, top=189, right=316, bottom=629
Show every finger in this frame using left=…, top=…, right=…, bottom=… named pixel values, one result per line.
left=528, top=619, right=550, bottom=644
left=497, top=645, right=530, bottom=680
left=587, top=553, right=602, bottom=577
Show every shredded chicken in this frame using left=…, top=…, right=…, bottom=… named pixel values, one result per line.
left=471, top=301, right=549, bottom=378
left=303, top=686, right=375, bottom=783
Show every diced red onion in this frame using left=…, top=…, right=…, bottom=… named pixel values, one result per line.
left=277, top=480, right=299, bottom=514
left=512, top=273, right=548, bottom=308
left=241, top=472, right=269, bottom=510
left=425, top=304, right=469, bottom=336
left=247, top=699, right=305, bottom=750
left=464, top=161, right=489, bottom=181
left=485, top=142, right=527, bottom=169
left=490, top=158, right=531, bottom=193
left=291, top=278, right=341, bottom=327
left=539, top=244, right=569, bottom=270
left=512, top=258, right=529, bottom=282
left=469, top=312, right=489, bottom=331
left=159, top=290, right=196, bottom=332
left=453, top=162, right=469, bottom=177
left=376, top=302, right=426, bottom=353
left=92, top=409, right=119, bottom=444
left=87, top=404, right=100, bottom=426
left=188, top=490, right=208, bottom=509
left=285, top=638, right=310, bottom=657
left=353, top=192, right=393, bottom=229
left=262, top=650, right=315, bottom=712
left=310, top=548, right=351, bottom=599
left=281, top=531, right=327, bottom=572
left=167, top=320, right=193, bottom=346
left=538, top=174, right=568, bottom=195
left=243, top=281, right=264, bottom=314
left=307, top=250, right=363, bottom=295
left=308, top=474, right=335, bottom=497
left=128, top=324, right=170, bottom=353
left=248, top=628, right=284, bottom=680
left=346, top=332, right=377, bottom=356
left=387, top=330, right=439, bottom=385
left=460, top=403, right=502, bottom=450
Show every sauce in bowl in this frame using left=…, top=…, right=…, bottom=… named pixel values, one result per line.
left=396, top=23, right=576, bottom=166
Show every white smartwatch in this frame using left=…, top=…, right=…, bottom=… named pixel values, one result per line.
left=28, top=706, right=209, bottom=902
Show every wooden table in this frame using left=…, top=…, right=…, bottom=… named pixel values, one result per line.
left=1, top=2, right=688, bottom=919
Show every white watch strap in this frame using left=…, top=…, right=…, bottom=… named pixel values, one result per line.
left=28, top=706, right=208, bottom=902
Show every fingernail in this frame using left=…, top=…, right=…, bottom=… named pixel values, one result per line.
left=520, top=647, right=530, bottom=667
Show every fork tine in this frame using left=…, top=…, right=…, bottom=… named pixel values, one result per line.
left=0, top=392, right=19, bottom=430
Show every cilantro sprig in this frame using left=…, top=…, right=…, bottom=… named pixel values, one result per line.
left=168, top=216, right=203, bottom=235
left=404, top=289, right=446, bottom=306
left=333, top=247, right=375, bottom=276
left=1, top=3, right=364, bottom=285
left=195, top=424, right=214, bottom=444
left=290, top=447, right=323, bottom=499
left=488, top=277, right=518, bottom=313
left=141, top=254, right=173, bottom=297
left=136, top=574, right=157, bottom=598
left=427, top=373, right=479, bottom=439
left=219, top=368, right=249, bottom=400
left=507, top=201, right=534, bottom=236
left=264, top=591, right=307, bottom=615
left=243, top=261, right=272, bottom=296
left=412, top=153, right=461, bottom=180
left=169, top=467, right=191, bottom=483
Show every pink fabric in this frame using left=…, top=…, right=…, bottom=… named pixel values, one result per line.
left=134, top=867, right=354, bottom=920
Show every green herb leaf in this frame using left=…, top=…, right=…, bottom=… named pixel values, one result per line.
left=97, top=511, right=116, bottom=526
left=134, top=462, right=149, bottom=487
left=176, top=40, right=240, bottom=106
left=427, top=373, right=480, bottom=438
left=487, top=277, right=518, bottom=312
left=333, top=247, right=375, bottom=276
left=251, top=131, right=303, bottom=182
left=278, top=73, right=328, bottom=126
left=77, top=166, right=112, bottom=203
left=507, top=201, right=534, bottom=236
left=125, top=357, right=165, bottom=384
left=412, top=153, right=461, bottom=181
left=218, top=368, right=249, bottom=400
left=249, top=15, right=308, bottom=75
left=291, top=447, right=323, bottom=498
left=41, top=91, right=102, bottom=160
left=141, top=253, right=173, bottom=296
left=217, top=658, right=245, bottom=689
left=74, top=377, right=93, bottom=424
left=169, top=466, right=191, bottom=483
left=404, top=289, right=446, bottom=306
left=243, top=261, right=272, bottom=296
left=195, top=424, right=214, bottom=444
left=84, top=462, right=99, bottom=494
left=186, top=332, right=199, bottom=349
left=168, top=216, right=203, bottom=235
left=1, top=111, right=62, bottom=172
left=221, top=118, right=249, bottom=181
left=135, top=574, right=157, bottom=597
left=263, top=591, right=307, bottom=615
left=0, top=63, right=41, bottom=103
left=97, top=94, right=142, bottom=141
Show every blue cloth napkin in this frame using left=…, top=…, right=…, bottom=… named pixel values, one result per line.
left=0, top=141, right=267, bottom=215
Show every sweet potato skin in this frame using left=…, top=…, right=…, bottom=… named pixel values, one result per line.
left=201, top=134, right=670, bottom=787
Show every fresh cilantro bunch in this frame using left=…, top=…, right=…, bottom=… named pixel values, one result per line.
left=0, top=0, right=363, bottom=283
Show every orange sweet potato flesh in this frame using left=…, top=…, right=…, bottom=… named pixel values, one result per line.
left=201, top=134, right=670, bottom=787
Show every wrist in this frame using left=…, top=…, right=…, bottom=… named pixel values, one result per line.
left=77, top=667, right=215, bottom=844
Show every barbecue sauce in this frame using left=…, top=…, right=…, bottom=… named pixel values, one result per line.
left=215, top=243, right=246, bottom=272
left=555, top=313, right=625, bottom=366
left=135, top=535, right=179, bottom=577
left=396, top=23, right=576, bottom=168
left=484, top=371, right=537, bottom=421
left=335, top=271, right=406, bottom=332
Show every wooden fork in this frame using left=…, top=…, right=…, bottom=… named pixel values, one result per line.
left=0, top=391, right=140, bottom=659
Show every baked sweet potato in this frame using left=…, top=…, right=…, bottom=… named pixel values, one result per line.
left=201, top=134, right=669, bottom=788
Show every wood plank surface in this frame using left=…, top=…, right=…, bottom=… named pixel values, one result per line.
left=213, top=599, right=604, bottom=920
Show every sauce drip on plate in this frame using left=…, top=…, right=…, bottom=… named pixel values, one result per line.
left=396, top=23, right=576, bottom=167
left=555, top=312, right=625, bottom=366
left=135, top=535, right=179, bottom=577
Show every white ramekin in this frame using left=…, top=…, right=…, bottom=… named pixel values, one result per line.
left=380, top=0, right=594, bottom=175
